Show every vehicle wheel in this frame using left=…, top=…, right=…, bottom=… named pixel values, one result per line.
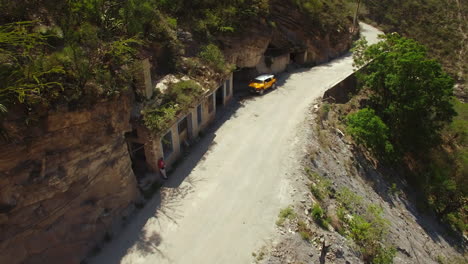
left=259, top=89, right=264, bottom=95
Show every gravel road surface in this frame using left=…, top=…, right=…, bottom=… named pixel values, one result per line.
left=89, top=23, right=382, bottom=264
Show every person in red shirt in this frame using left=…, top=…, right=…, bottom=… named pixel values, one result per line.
left=158, top=158, right=167, bottom=179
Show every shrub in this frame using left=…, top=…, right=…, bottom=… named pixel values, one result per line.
left=143, top=80, right=204, bottom=132
left=334, top=190, right=395, bottom=263
left=353, top=34, right=456, bottom=152
left=346, top=205, right=394, bottom=264
left=276, top=206, right=296, bottom=226
left=304, top=167, right=319, bottom=180
left=449, top=100, right=468, bottom=145
left=444, top=212, right=466, bottom=234
left=293, top=0, right=323, bottom=17
left=297, top=220, right=313, bottom=241
left=311, top=203, right=329, bottom=229
left=337, top=187, right=363, bottom=213
left=312, top=203, right=324, bottom=220
left=305, top=168, right=331, bottom=201
left=346, top=108, right=394, bottom=156
left=166, top=17, right=178, bottom=28
left=388, top=183, right=401, bottom=197
left=317, top=102, right=331, bottom=122
left=164, top=80, right=204, bottom=107
left=372, top=245, right=397, bottom=264
left=143, top=104, right=178, bottom=132
left=310, top=182, right=330, bottom=201
left=198, top=44, right=228, bottom=73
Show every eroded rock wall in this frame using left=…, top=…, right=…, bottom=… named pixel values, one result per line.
left=222, top=1, right=354, bottom=69
left=0, top=95, right=139, bottom=264
left=221, top=21, right=273, bottom=68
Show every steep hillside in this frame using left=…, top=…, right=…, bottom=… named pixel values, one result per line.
left=0, top=1, right=358, bottom=263
left=255, top=32, right=466, bottom=264
left=255, top=101, right=464, bottom=264
left=361, top=0, right=468, bottom=101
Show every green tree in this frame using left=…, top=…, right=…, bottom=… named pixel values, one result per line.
left=346, top=108, right=394, bottom=156
left=198, top=44, right=228, bottom=73
left=353, top=33, right=456, bottom=152
left=352, top=0, right=362, bottom=32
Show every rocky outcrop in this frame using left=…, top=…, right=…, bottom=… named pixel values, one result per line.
left=0, top=95, right=139, bottom=264
left=270, top=1, right=353, bottom=64
left=0, top=3, right=357, bottom=262
left=221, top=20, right=273, bottom=68
left=222, top=1, right=355, bottom=69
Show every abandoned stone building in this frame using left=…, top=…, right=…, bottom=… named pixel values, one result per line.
left=126, top=58, right=234, bottom=183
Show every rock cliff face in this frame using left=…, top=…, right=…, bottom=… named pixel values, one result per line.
left=0, top=4, right=356, bottom=263
left=222, top=0, right=354, bottom=69
left=222, top=21, right=273, bottom=68
left=0, top=95, right=139, bottom=264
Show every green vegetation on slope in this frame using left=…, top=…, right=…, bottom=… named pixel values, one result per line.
left=151, top=0, right=270, bottom=36
left=346, top=108, right=393, bottom=156
left=0, top=0, right=355, bottom=119
left=349, top=34, right=467, bottom=233
left=426, top=99, right=467, bottom=232
left=198, top=44, right=231, bottom=73
left=143, top=80, right=204, bottom=132
left=0, top=0, right=271, bottom=110
left=0, top=0, right=173, bottom=111
left=361, top=0, right=468, bottom=94
left=353, top=34, right=456, bottom=152
left=290, top=0, right=357, bottom=32
left=306, top=166, right=396, bottom=263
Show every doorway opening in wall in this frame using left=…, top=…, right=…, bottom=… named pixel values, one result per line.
left=125, top=130, right=149, bottom=184
left=291, top=51, right=306, bottom=65
left=233, top=67, right=257, bottom=95
left=290, top=53, right=297, bottom=63
left=216, top=85, right=224, bottom=107
left=178, top=114, right=194, bottom=153
left=197, top=105, right=202, bottom=126
left=162, top=130, right=174, bottom=160
left=130, top=143, right=147, bottom=177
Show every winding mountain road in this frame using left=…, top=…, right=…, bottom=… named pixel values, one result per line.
left=90, top=23, right=382, bottom=264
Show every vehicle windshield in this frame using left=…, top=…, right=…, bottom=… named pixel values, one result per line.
left=251, top=79, right=264, bottom=83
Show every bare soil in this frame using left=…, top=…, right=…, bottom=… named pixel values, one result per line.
left=86, top=23, right=457, bottom=264
left=254, top=101, right=466, bottom=264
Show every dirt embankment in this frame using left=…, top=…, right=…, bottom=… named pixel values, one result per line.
left=255, top=99, right=465, bottom=264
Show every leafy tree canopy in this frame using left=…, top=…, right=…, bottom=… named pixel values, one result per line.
left=346, top=108, right=394, bottom=156
left=353, top=33, right=456, bottom=152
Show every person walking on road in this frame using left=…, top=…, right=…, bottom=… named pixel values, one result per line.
left=158, top=158, right=167, bottom=180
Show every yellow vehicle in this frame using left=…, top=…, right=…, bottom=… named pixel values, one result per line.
left=248, top=74, right=277, bottom=95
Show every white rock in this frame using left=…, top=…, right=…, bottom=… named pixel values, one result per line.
left=155, top=74, right=180, bottom=94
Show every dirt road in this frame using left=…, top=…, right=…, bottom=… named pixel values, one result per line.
left=89, top=23, right=382, bottom=264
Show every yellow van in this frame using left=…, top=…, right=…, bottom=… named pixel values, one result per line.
left=248, top=74, right=277, bottom=95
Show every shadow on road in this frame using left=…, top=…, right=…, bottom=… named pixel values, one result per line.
left=87, top=96, right=250, bottom=264
left=88, top=51, right=358, bottom=264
